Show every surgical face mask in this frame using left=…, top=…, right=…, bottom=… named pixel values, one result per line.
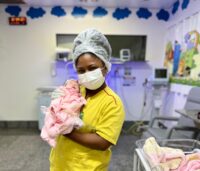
left=78, top=68, right=105, bottom=90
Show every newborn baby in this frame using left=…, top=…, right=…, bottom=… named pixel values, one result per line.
left=40, top=80, right=86, bottom=147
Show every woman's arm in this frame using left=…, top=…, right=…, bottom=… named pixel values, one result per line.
left=65, top=130, right=112, bottom=151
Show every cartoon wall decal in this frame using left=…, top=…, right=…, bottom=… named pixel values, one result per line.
left=165, top=30, right=200, bottom=86
left=71, top=6, right=87, bottom=17
left=156, top=9, right=170, bottom=21
left=190, top=52, right=200, bottom=80
left=112, top=8, right=131, bottom=20
left=178, top=31, right=199, bottom=76
left=51, top=6, right=66, bottom=17
left=164, top=41, right=174, bottom=75
left=173, top=41, right=181, bottom=76
left=182, top=0, right=190, bottom=10
left=172, top=0, right=180, bottom=15
left=93, top=6, right=108, bottom=17
left=5, top=5, right=21, bottom=16
left=27, top=7, right=46, bottom=19
left=136, top=8, right=152, bottom=19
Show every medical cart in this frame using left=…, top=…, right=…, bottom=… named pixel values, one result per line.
left=133, top=139, right=200, bottom=171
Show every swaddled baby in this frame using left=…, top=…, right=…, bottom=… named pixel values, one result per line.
left=40, top=80, right=86, bottom=147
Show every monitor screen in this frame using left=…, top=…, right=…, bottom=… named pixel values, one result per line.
left=123, top=51, right=129, bottom=56
left=155, top=69, right=167, bottom=78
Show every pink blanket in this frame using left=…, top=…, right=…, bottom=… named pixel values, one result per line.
left=143, top=137, right=185, bottom=170
left=143, top=137, right=200, bottom=171
left=40, top=80, right=86, bottom=147
left=174, top=152, right=200, bottom=171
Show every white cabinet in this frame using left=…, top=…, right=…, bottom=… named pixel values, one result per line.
left=37, top=87, right=56, bottom=130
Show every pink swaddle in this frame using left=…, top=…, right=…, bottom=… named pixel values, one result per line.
left=40, top=80, right=86, bottom=147
left=174, top=152, right=200, bottom=171
left=143, top=137, right=185, bottom=171
left=143, top=137, right=200, bottom=171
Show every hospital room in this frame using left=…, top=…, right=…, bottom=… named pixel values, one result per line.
left=1, top=0, right=200, bottom=170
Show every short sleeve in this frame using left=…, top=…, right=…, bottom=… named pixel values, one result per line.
left=95, top=99, right=125, bottom=145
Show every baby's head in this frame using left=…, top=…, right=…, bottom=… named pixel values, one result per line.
left=65, top=79, right=79, bottom=91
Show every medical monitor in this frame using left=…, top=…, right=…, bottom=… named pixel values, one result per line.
left=55, top=47, right=71, bottom=61
left=152, top=68, right=169, bottom=85
left=120, top=49, right=131, bottom=61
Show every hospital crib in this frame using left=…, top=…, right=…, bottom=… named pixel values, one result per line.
left=133, top=139, right=200, bottom=171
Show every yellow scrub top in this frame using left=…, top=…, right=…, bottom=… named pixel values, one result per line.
left=49, top=86, right=125, bottom=171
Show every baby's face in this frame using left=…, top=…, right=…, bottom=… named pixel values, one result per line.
left=66, top=80, right=79, bottom=91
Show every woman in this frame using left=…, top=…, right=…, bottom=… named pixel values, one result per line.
left=50, top=28, right=125, bottom=171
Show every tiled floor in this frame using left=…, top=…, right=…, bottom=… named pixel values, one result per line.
left=0, top=128, right=139, bottom=171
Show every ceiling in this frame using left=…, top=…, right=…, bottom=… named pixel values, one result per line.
left=0, top=0, right=178, bottom=9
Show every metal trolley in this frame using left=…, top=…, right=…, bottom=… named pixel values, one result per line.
left=133, top=139, right=200, bottom=171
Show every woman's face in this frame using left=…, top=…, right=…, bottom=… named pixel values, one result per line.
left=76, top=53, right=107, bottom=76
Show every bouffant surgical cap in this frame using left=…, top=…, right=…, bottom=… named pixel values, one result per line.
left=72, top=28, right=112, bottom=72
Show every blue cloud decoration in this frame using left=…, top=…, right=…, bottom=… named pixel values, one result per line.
left=5, top=2, right=194, bottom=22
left=5, top=5, right=21, bottom=16
left=156, top=9, right=170, bottom=21
left=136, top=8, right=152, bottom=19
left=113, top=8, right=131, bottom=20
left=27, top=7, right=46, bottom=19
left=93, top=6, right=108, bottom=17
left=172, top=0, right=180, bottom=14
left=51, top=6, right=66, bottom=17
left=182, top=0, right=190, bottom=10
left=71, top=6, right=87, bottom=17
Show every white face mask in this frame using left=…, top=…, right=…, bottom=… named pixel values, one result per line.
left=78, top=68, right=105, bottom=90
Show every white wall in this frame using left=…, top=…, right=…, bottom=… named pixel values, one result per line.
left=0, top=5, right=166, bottom=120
